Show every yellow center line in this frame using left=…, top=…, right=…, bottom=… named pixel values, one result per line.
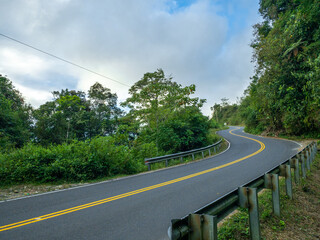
left=0, top=127, right=265, bottom=232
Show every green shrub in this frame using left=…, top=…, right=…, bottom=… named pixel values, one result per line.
left=0, top=136, right=146, bottom=185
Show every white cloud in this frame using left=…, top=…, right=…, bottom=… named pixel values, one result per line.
left=0, top=48, right=49, bottom=78
left=0, top=0, right=260, bottom=116
left=14, top=82, right=53, bottom=108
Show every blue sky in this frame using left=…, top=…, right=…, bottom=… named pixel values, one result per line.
left=174, top=0, right=258, bottom=37
left=0, top=0, right=261, bottom=116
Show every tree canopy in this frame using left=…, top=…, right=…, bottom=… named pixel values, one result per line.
left=33, top=83, right=122, bottom=145
left=213, top=0, right=320, bottom=137
left=0, top=75, right=32, bottom=150
left=122, top=68, right=208, bottom=152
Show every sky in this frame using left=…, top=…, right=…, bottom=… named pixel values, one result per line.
left=0, top=0, right=261, bottom=116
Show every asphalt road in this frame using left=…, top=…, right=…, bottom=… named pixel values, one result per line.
left=0, top=127, right=301, bottom=240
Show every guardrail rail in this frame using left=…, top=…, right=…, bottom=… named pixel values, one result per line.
left=145, top=139, right=223, bottom=171
left=169, top=141, right=318, bottom=240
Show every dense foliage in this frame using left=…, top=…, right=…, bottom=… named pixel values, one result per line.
left=211, top=98, right=243, bottom=126
left=0, top=137, right=152, bottom=184
left=0, top=75, right=32, bottom=151
left=0, top=69, right=217, bottom=185
left=212, top=0, right=320, bottom=137
left=122, top=69, right=208, bottom=153
left=33, top=83, right=122, bottom=145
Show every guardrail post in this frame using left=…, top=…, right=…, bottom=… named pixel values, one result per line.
left=310, top=145, right=314, bottom=164
left=279, top=164, right=293, bottom=199
left=213, top=147, right=216, bottom=154
left=147, top=163, right=151, bottom=171
left=290, top=157, right=299, bottom=184
left=192, top=153, right=195, bottom=161
left=264, top=173, right=280, bottom=216
left=202, top=151, right=205, bottom=159
left=309, top=145, right=312, bottom=163
left=308, top=146, right=312, bottom=164
left=166, top=159, right=168, bottom=167
left=188, top=214, right=217, bottom=240
left=180, top=156, right=183, bottom=163
left=304, top=151, right=310, bottom=172
left=299, top=153, right=306, bottom=178
left=238, top=187, right=261, bottom=240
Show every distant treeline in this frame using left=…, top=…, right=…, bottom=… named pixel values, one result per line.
left=212, top=0, right=320, bottom=137
left=0, top=69, right=220, bottom=185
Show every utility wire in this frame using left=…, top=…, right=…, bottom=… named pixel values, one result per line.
left=0, top=33, right=130, bottom=87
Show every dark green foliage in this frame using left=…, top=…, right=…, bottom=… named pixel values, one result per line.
left=247, top=0, right=320, bottom=136
left=33, top=83, right=122, bottom=145
left=0, top=136, right=147, bottom=185
left=0, top=69, right=214, bottom=185
left=157, top=107, right=209, bottom=153
left=215, top=0, right=320, bottom=137
left=0, top=75, right=32, bottom=151
left=122, top=68, right=209, bottom=153
left=211, top=98, right=243, bottom=126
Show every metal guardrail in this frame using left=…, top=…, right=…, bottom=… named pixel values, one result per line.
left=169, top=141, right=318, bottom=240
left=145, top=139, right=223, bottom=171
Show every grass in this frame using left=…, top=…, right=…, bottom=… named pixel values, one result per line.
left=218, top=150, right=320, bottom=240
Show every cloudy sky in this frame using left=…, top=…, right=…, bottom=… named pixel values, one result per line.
left=0, top=0, right=261, bottom=116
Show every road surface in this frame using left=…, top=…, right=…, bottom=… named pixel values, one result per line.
left=0, top=127, right=300, bottom=239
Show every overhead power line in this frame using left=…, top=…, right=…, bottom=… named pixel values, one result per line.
left=0, top=33, right=130, bottom=87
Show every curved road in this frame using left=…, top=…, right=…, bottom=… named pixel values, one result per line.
left=0, top=127, right=301, bottom=240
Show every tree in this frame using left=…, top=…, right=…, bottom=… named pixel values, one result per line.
left=157, top=106, right=209, bottom=152
left=244, top=0, right=320, bottom=136
left=122, top=69, right=206, bottom=150
left=0, top=75, right=32, bottom=150
left=88, top=82, right=122, bottom=138
left=33, top=82, right=122, bottom=145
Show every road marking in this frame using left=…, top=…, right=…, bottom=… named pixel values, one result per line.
left=0, top=128, right=265, bottom=232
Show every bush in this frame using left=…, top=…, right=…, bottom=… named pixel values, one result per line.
left=0, top=136, right=145, bottom=185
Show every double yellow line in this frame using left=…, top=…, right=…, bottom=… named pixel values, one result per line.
left=0, top=128, right=265, bottom=232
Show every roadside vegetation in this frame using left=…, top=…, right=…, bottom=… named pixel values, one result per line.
left=213, top=1, right=320, bottom=237
left=211, top=0, right=320, bottom=138
left=0, top=69, right=224, bottom=186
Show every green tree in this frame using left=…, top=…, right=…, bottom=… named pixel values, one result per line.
left=0, top=75, right=32, bottom=150
left=157, top=106, right=209, bottom=152
left=87, top=82, right=122, bottom=138
left=211, top=98, right=242, bottom=126
left=122, top=69, right=206, bottom=151
left=33, top=83, right=122, bottom=145
left=244, top=0, right=320, bottom=136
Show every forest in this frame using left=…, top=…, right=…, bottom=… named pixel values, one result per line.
left=213, top=0, right=320, bottom=137
left=0, top=69, right=220, bottom=185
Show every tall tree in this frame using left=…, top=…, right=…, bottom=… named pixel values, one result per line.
left=88, top=82, right=122, bottom=138
left=33, top=83, right=122, bottom=145
left=0, top=75, right=32, bottom=150
left=122, top=69, right=206, bottom=151
left=246, top=0, right=320, bottom=135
